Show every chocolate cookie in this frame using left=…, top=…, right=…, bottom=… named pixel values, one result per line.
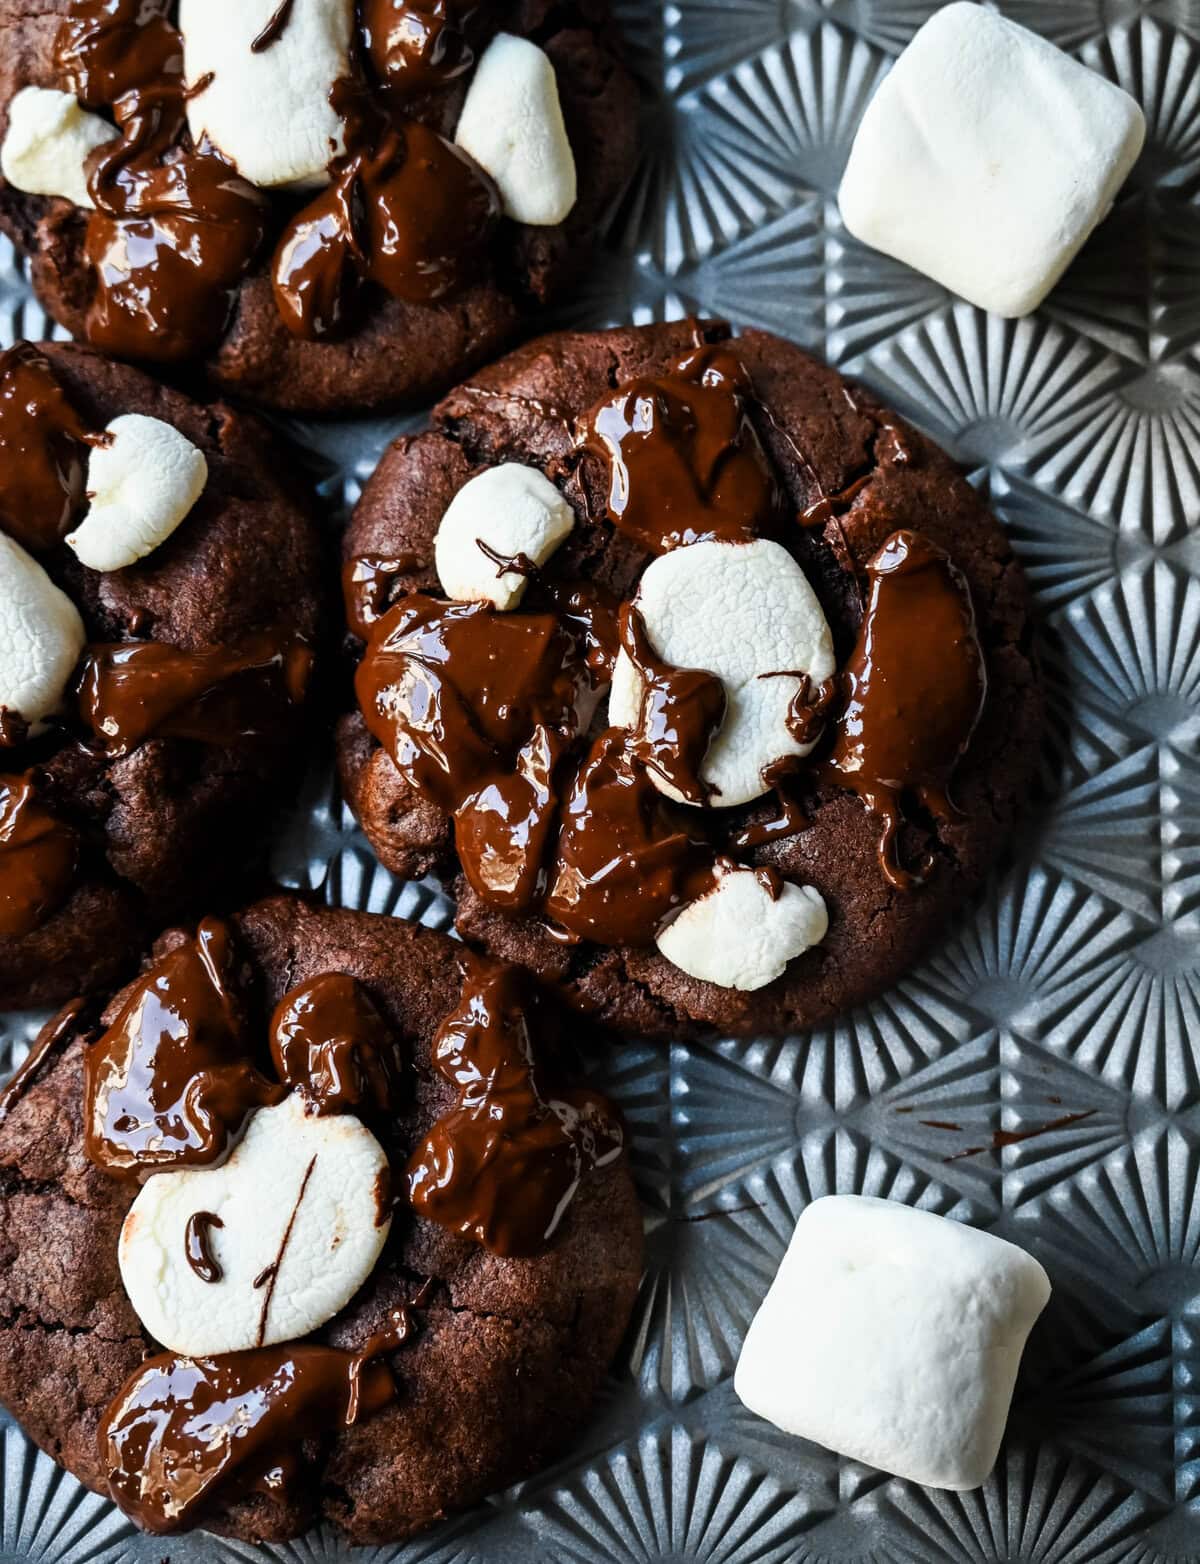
left=0, top=895, right=642, bottom=1545
left=0, top=342, right=323, bottom=1011
left=337, top=320, right=1042, bottom=1038
left=0, top=1, right=638, bottom=415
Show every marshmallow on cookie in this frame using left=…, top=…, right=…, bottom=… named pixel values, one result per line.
left=0, top=86, right=114, bottom=209
left=609, top=538, right=836, bottom=808
left=67, top=415, right=208, bottom=573
left=0, top=533, right=86, bottom=729
left=435, top=463, right=575, bottom=610
left=119, top=1093, right=391, bottom=1357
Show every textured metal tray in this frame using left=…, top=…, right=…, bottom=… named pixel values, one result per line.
left=3, top=1, right=1199, bottom=1557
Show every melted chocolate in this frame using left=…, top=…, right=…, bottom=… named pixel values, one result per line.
left=619, top=603, right=725, bottom=806
left=254, top=1153, right=318, bottom=1345
left=83, top=918, right=283, bottom=1178
left=731, top=756, right=809, bottom=851
left=250, top=0, right=296, bottom=52
left=580, top=345, right=781, bottom=554
left=269, top=973, right=402, bottom=1115
left=544, top=730, right=716, bottom=946
left=184, top=1211, right=224, bottom=1284
left=544, top=581, right=622, bottom=686
left=0, top=998, right=86, bottom=1124
left=823, top=530, right=987, bottom=889
left=100, top=1344, right=394, bottom=1533
left=273, top=120, right=500, bottom=340
left=356, top=595, right=588, bottom=911
left=407, top=958, right=622, bottom=1255
left=0, top=775, right=78, bottom=940
left=343, top=554, right=420, bottom=641
left=57, top=2, right=267, bottom=362
left=362, top=0, right=488, bottom=96
left=76, top=634, right=312, bottom=758
left=0, top=344, right=94, bottom=553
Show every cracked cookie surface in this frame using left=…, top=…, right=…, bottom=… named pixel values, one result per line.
left=0, top=895, right=642, bottom=1545
left=338, top=320, right=1042, bottom=1038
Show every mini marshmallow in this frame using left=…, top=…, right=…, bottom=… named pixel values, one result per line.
left=435, top=463, right=575, bottom=611
left=0, top=533, right=86, bottom=729
left=735, top=1196, right=1051, bottom=1490
left=609, top=538, right=835, bottom=808
left=67, top=415, right=208, bottom=573
left=119, top=1093, right=391, bottom=1356
left=180, top=0, right=353, bottom=190
left=0, top=86, right=115, bottom=209
left=657, top=867, right=827, bottom=991
left=455, top=33, right=576, bottom=226
left=838, top=3, right=1146, bottom=318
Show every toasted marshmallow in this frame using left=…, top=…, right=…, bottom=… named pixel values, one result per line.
left=657, top=866, right=827, bottom=991
left=0, top=87, right=114, bottom=209
left=609, top=538, right=835, bottom=808
left=0, top=533, right=86, bottom=729
left=118, top=1093, right=391, bottom=1356
left=67, top=415, right=208, bottom=573
left=180, top=0, right=353, bottom=190
left=455, top=33, right=576, bottom=226
left=435, top=463, right=575, bottom=611
left=838, top=3, right=1146, bottom=317
left=736, top=1196, right=1051, bottom=1489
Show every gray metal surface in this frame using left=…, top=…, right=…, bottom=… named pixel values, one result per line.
left=2, top=0, right=1199, bottom=1557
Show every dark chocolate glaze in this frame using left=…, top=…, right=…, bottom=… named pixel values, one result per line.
left=99, top=1344, right=394, bottom=1533
left=55, top=3, right=267, bottom=363
left=0, top=344, right=94, bottom=553
left=580, top=345, right=781, bottom=555
left=355, top=594, right=588, bottom=912
left=361, top=0, right=489, bottom=96
left=619, top=602, right=725, bottom=806
left=544, top=730, right=716, bottom=945
left=270, top=972, right=402, bottom=1116
left=541, top=581, right=621, bottom=687
left=0, top=774, right=78, bottom=939
left=407, top=956, right=622, bottom=1255
left=823, top=530, right=987, bottom=889
left=250, top=0, right=297, bottom=52
left=83, top=918, right=283, bottom=1178
left=184, top=1211, right=224, bottom=1284
left=75, top=634, right=313, bottom=758
left=273, top=120, right=500, bottom=340
left=342, top=554, right=419, bottom=640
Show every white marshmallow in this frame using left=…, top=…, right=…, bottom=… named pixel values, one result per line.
left=657, top=867, right=827, bottom=991
left=609, top=538, right=835, bottom=808
left=0, top=87, right=115, bottom=210
left=67, top=415, right=208, bottom=574
left=180, top=0, right=352, bottom=190
left=435, top=463, right=575, bottom=611
left=118, top=1093, right=391, bottom=1356
left=0, top=533, right=86, bottom=729
left=735, top=1196, right=1051, bottom=1490
left=838, top=3, right=1145, bottom=318
left=455, top=33, right=576, bottom=226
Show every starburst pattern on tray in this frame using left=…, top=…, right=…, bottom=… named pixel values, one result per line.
left=0, top=1418, right=133, bottom=1563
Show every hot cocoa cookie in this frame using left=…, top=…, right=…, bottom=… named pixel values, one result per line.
left=0, top=0, right=638, bottom=415
left=337, top=320, right=1041, bottom=1038
left=0, top=895, right=642, bottom=1545
left=0, top=341, right=322, bottom=1010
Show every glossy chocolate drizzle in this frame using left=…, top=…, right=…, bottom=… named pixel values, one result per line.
left=0, top=344, right=95, bottom=553
left=184, top=1211, right=224, bottom=1284
left=83, top=918, right=283, bottom=1178
left=342, top=553, right=420, bottom=641
left=269, top=972, right=402, bottom=1116
left=580, top=345, right=781, bottom=555
left=75, top=634, right=312, bottom=758
left=823, top=530, right=987, bottom=889
left=0, top=774, right=78, bottom=940
left=407, top=956, right=622, bottom=1255
left=618, top=602, right=725, bottom=806
left=272, top=115, right=500, bottom=341
left=56, top=2, right=267, bottom=363
left=361, top=0, right=489, bottom=96
left=99, top=1343, right=396, bottom=1533
left=0, top=998, right=86, bottom=1123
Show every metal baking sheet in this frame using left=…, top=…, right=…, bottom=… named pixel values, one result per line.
left=3, top=0, right=1199, bottom=1557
